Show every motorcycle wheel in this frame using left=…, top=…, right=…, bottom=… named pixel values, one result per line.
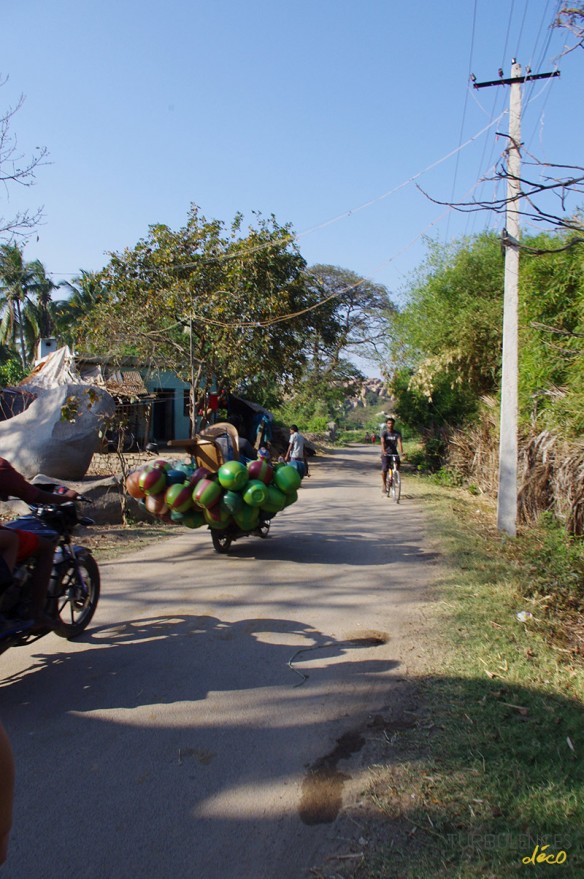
left=211, top=531, right=232, bottom=554
left=257, top=520, right=271, bottom=539
left=49, top=554, right=100, bottom=639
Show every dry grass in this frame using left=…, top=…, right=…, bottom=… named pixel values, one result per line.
left=447, top=401, right=584, bottom=535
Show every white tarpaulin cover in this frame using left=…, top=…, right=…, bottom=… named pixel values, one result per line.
left=0, top=346, right=115, bottom=480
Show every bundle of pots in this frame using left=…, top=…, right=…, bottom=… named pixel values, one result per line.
left=125, top=457, right=301, bottom=531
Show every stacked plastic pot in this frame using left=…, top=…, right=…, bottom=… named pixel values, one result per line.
left=125, top=457, right=301, bottom=531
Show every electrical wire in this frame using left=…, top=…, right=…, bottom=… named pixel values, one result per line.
left=41, top=3, right=571, bottom=325
left=468, top=0, right=564, bottom=238
left=514, top=0, right=530, bottom=60
left=523, top=0, right=563, bottom=153
left=464, top=0, right=517, bottom=235
left=445, top=0, right=478, bottom=242
left=45, top=108, right=507, bottom=291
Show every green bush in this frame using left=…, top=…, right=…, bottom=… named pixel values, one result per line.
left=0, top=348, right=25, bottom=386
left=430, top=467, right=464, bottom=487
left=521, top=512, right=584, bottom=610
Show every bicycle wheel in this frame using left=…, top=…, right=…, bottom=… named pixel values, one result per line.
left=50, top=553, right=100, bottom=639
left=391, top=470, right=401, bottom=504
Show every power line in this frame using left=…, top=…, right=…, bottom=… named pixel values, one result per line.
left=43, top=112, right=507, bottom=286
left=446, top=0, right=478, bottom=242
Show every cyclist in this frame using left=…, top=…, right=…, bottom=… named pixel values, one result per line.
left=380, top=417, right=404, bottom=494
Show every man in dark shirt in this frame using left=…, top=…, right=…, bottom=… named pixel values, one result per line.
left=380, top=418, right=404, bottom=494
left=0, top=457, right=77, bottom=631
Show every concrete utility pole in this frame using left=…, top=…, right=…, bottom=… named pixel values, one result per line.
left=498, top=59, right=522, bottom=537
left=473, top=61, right=559, bottom=537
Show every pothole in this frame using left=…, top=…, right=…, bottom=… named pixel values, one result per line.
left=299, top=731, right=365, bottom=825
left=342, top=629, right=389, bottom=647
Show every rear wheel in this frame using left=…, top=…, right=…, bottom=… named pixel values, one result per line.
left=212, top=530, right=232, bottom=554
left=49, top=553, right=100, bottom=639
left=257, top=519, right=271, bottom=539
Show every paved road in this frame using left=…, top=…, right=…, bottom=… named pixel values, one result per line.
left=0, top=446, right=436, bottom=879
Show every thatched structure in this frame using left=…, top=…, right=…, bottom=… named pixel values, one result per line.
left=447, top=398, right=499, bottom=495
left=447, top=400, right=584, bottom=535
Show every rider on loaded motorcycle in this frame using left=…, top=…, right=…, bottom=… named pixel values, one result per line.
left=0, top=457, right=78, bottom=633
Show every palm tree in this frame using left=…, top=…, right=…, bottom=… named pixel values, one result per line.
left=29, top=260, right=57, bottom=339
left=0, top=243, right=38, bottom=370
left=53, top=270, right=107, bottom=349
left=0, top=245, right=61, bottom=368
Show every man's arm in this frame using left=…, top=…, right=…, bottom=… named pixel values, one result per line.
left=32, top=486, right=78, bottom=505
left=0, top=459, right=77, bottom=505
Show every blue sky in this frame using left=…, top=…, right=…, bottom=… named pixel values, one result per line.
left=1, top=1, right=582, bottom=367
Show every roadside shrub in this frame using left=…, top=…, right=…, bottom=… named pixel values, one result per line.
left=520, top=512, right=584, bottom=610
left=430, top=467, right=464, bottom=487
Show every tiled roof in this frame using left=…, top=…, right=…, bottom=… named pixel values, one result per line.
left=104, top=370, right=150, bottom=398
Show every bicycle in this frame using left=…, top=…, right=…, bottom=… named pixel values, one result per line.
left=385, top=454, right=401, bottom=503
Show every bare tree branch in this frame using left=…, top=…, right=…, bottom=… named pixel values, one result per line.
left=0, top=82, right=49, bottom=239
left=416, top=142, right=584, bottom=252
left=554, top=3, right=584, bottom=55
left=530, top=321, right=584, bottom=339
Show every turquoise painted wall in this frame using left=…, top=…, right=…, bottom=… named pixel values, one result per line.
left=144, top=370, right=190, bottom=440
left=143, top=370, right=218, bottom=441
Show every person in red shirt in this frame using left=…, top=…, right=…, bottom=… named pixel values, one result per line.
left=0, top=457, right=77, bottom=632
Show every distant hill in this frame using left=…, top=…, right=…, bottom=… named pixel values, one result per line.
left=346, top=377, right=395, bottom=412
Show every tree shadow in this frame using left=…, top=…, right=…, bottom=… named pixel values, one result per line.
left=339, top=673, right=584, bottom=877
left=1, top=613, right=401, bottom=879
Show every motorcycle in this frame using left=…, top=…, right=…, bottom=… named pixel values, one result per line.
left=0, top=487, right=100, bottom=654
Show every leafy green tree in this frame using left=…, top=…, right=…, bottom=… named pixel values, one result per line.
left=389, top=228, right=584, bottom=443
left=303, top=264, right=391, bottom=375
left=80, top=208, right=313, bottom=427
left=273, top=265, right=389, bottom=427
left=0, top=245, right=64, bottom=368
left=0, top=346, right=25, bottom=386
left=386, top=233, right=505, bottom=437
left=22, top=259, right=59, bottom=352
left=276, top=357, right=365, bottom=429
left=519, top=230, right=584, bottom=436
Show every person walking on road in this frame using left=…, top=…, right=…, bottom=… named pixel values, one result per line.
left=284, top=425, right=307, bottom=477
